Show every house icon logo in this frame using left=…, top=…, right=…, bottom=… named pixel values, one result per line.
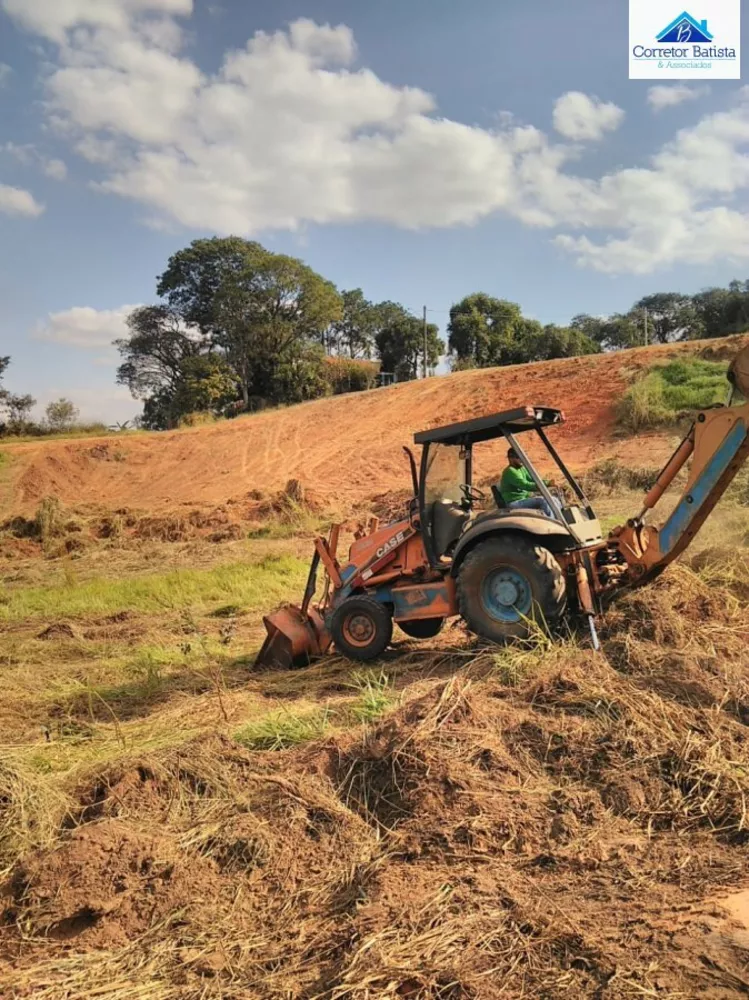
left=656, top=11, right=713, bottom=44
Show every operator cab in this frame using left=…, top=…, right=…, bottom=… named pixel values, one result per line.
left=414, top=406, right=602, bottom=565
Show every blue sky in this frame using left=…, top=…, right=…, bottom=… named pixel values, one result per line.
left=0, top=0, right=747, bottom=423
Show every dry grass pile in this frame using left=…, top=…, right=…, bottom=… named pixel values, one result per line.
left=256, top=479, right=325, bottom=522
left=579, top=458, right=665, bottom=499
left=2, top=554, right=749, bottom=997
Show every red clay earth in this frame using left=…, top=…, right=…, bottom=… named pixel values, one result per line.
left=3, top=336, right=744, bottom=518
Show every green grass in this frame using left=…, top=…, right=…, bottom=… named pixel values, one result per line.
left=0, top=553, right=309, bottom=621
left=617, top=358, right=729, bottom=433
left=348, top=670, right=394, bottom=723
left=233, top=707, right=331, bottom=750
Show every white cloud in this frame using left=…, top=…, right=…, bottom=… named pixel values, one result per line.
left=3, top=142, right=68, bottom=180
left=3, top=141, right=34, bottom=165
left=647, top=84, right=710, bottom=112
left=0, top=182, right=44, bottom=216
left=1, top=0, right=193, bottom=42
left=34, top=305, right=140, bottom=348
left=3, top=3, right=749, bottom=275
left=552, top=91, right=625, bottom=141
left=43, top=158, right=68, bottom=180
left=0, top=63, right=12, bottom=87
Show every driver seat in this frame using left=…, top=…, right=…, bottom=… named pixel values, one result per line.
left=491, top=485, right=508, bottom=510
left=431, top=500, right=469, bottom=558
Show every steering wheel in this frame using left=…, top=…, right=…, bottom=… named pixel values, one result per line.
left=460, top=484, right=486, bottom=505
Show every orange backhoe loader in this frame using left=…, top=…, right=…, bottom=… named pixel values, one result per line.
left=257, top=344, right=749, bottom=669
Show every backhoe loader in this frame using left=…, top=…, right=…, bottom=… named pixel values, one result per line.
left=256, top=344, right=749, bottom=668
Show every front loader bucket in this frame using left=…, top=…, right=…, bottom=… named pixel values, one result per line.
left=255, top=605, right=331, bottom=670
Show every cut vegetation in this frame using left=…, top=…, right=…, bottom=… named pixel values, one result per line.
left=2, top=336, right=749, bottom=998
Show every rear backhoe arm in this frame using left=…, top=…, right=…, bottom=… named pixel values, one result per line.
left=611, top=346, right=749, bottom=585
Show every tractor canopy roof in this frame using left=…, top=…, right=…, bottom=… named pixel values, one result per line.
left=414, top=406, right=565, bottom=446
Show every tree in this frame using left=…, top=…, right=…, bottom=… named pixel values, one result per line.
left=328, top=289, right=378, bottom=358
left=570, top=314, right=610, bottom=346
left=212, top=247, right=342, bottom=405
left=631, top=293, right=700, bottom=343
left=157, top=237, right=342, bottom=407
left=375, top=306, right=443, bottom=381
left=45, top=398, right=79, bottom=431
left=518, top=324, right=600, bottom=362
left=449, top=295, right=599, bottom=368
left=448, top=294, right=526, bottom=368
left=570, top=312, right=643, bottom=352
left=172, top=356, right=238, bottom=417
left=115, top=305, right=205, bottom=401
left=4, top=393, right=36, bottom=427
left=692, top=282, right=749, bottom=339
left=271, top=344, right=329, bottom=404
left=0, top=356, right=10, bottom=415
left=156, top=236, right=266, bottom=334
left=0, top=358, right=36, bottom=434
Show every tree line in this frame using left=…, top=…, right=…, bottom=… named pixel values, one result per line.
left=446, top=284, right=749, bottom=369
left=566, top=284, right=749, bottom=352
left=0, top=357, right=86, bottom=436
left=115, top=238, right=444, bottom=429
left=3, top=234, right=749, bottom=436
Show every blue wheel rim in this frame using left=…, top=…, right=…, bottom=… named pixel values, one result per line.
left=480, top=567, right=532, bottom=623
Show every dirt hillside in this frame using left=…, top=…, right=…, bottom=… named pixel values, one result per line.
left=2, top=336, right=744, bottom=515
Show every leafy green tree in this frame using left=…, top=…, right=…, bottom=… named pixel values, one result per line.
left=328, top=289, right=378, bottom=358
left=45, top=398, right=79, bottom=431
left=631, top=293, right=700, bottom=343
left=159, top=238, right=342, bottom=406
left=156, top=236, right=266, bottom=334
left=571, top=312, right=643, bottom=352
left=375, top=306, right=443, bottom=380
left=140, top=390, right=176, bottom=431
left=569, top=314, right=610, bottom=346
left=692, top=282, right=749, bottom=339
left=517, top=323, right=600, bottom=363
left=450, top=295, right=598, bottom=367
left=4, top=393, right=36, bottom=427
left=271, top=344, right=329, bottom=404
left=172, top=356, right=237, bottom=416
left=115, top=305, right=205, bottom=401
left=448, top=294, right=526, bottom=367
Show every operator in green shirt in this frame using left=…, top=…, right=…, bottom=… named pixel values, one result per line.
left=498, top=447, right=555, bottom=518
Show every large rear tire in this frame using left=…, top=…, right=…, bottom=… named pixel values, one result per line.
left=331, top=597, right=393, bottom=662
left=458, top=536, right=565, bottom=642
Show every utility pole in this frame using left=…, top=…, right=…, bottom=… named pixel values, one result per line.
left=644, top=307, right=649, bottom=347
left=423, top=305, right=428, bottom=378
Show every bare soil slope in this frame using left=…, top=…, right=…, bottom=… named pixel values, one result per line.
left=2, top=336, right=744, bottom=515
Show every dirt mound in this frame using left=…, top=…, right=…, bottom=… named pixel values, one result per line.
left=4, top=559, right=749, bottom=999
left=4, top=335, right=745, bottom=517
left=5, top=820, right=220, bottom=949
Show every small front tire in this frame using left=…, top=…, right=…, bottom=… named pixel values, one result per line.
left=331, top=597, right=393, bottom=662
